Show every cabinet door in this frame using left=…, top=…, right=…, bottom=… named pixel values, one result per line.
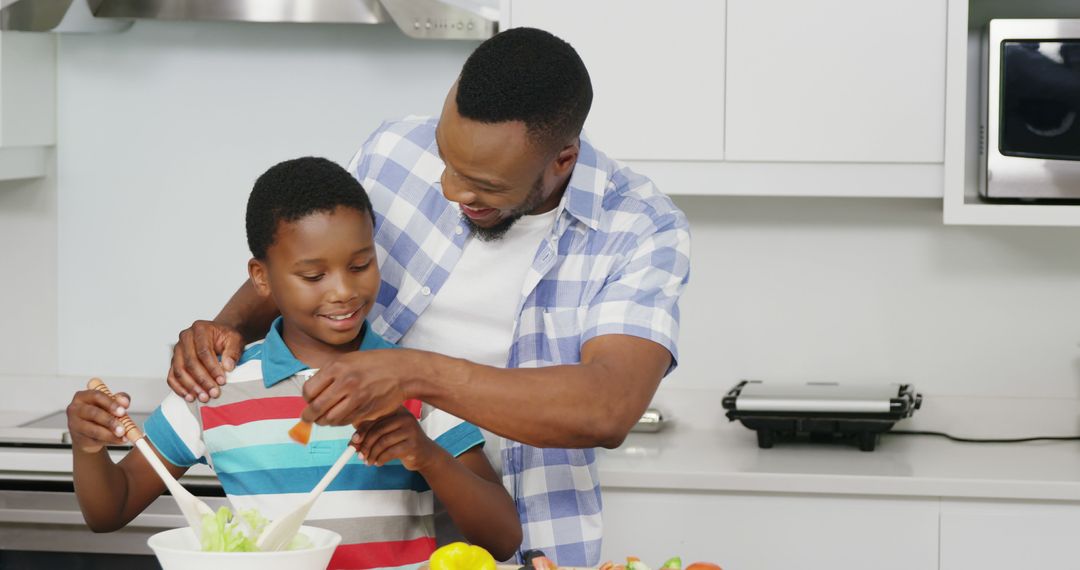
left=725, top=0, right=946, bottom=163
left=0, top=32, right=54, bottom=180
left=507, top=0, right=725, bottom=161
left=600, top=489, right=939, bottom=570
left=1, top=31, right=56, bottom=148
left=940, top=499, right=1080, bottom=569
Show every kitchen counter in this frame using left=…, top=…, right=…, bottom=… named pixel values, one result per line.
left=602, top=388, right=1080, bottom=501
left=3, top=376, right=1080, bottom=501
left=601, top=424, right=1080, bottom=501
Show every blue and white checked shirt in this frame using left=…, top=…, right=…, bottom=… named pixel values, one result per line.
left=348, top=117, right=691, bottom=566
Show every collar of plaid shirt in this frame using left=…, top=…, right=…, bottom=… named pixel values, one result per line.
left=351, top=116, right=691, bottom=567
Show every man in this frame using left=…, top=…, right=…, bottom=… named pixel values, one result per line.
left=166, top=27, right=690, bottom=566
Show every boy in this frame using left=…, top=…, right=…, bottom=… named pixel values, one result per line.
left=65, top=156, right=521, bottom=569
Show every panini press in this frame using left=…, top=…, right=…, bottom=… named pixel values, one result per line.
left=722, top=380, right=922, bottom=451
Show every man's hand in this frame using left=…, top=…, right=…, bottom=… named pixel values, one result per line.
left=168, top=320, right=245, bottom=403
left=350, top=407, right=444, bottom=471
left=301, top=350, right=420, bottom=427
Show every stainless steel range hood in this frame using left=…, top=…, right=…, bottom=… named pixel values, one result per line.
left=88, top=0, right=390, bottom=25
left=0, top=0, right=498, bottom=38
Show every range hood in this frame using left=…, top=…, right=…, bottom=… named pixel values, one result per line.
left=0, top=0, right=498, bottom=39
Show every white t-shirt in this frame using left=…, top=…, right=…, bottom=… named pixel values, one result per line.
left=399, top=207, right=558, bottom=473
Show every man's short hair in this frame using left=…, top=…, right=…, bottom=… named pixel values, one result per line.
left=456, top=27, right=593, bottom=152
left=246, top=156, right=374, bottom=260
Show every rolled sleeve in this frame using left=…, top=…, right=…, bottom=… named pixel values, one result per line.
left=582, top=210, right=691, bottom=372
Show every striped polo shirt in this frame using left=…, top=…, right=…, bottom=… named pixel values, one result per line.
left=144, top=317, right=485, bottom=570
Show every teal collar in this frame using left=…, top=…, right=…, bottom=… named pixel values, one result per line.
left=260, top=316, right=387, bottom=388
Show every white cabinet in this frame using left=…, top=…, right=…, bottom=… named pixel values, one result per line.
left=506, top=0, right=725, bottom=162
left=0, top=32, right=56, bottom=181
left=507, top=0, right=948, bottom=198
left=598, top=491, right=1080, bottom=569
left=939, top=499, right=1080, bottom=569
left=600, top=489, right=940, bottom=570
left=725, top=0, right=947, bottom=163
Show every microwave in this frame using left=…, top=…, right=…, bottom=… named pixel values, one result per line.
left=980, top=19, right=1080, bottom=201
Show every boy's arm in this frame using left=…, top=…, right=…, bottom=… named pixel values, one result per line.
left=73, top=441, right=189, bottom=532
left=352, top=408, right=521, bottom=560
left=68, top=388, right=197, bottom=532
left=416, top=447, right=521, bottom=561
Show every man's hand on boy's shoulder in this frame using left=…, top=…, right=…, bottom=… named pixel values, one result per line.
left=168, top=320, right=245, bottom=404
left=350, top=406, right=442, bottom=472
left=301, top=349, right=429, bottom=428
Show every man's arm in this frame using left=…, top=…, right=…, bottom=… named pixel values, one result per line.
left=167, top=279, right=278, bottom=402
left=303, top=334, right=670, bottom=449
left=422, top=335, right=669, bottom=449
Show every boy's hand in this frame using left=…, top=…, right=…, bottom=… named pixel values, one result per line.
left=66, top=389, right=132, bottom=454
left=350, top=407, right=444, bottom=472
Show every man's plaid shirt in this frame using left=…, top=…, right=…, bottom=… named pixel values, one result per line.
left=349, top=117, right=691, bottom=566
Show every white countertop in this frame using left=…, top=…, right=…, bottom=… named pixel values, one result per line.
left=599, top=387, right=1080, bottom=501
left=4, top=375, right=1080, bottom=501
left=601, top=424, right=1080, bottom=501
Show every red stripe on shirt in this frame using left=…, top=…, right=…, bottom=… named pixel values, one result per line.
left=200, top=397, right=307, bottom=430
left=328, top=537, right=436, bottom=570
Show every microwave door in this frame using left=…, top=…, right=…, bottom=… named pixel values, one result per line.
left=983, top=20, right=1080, bottom=201
left=1000, top=41, right=1080, bottom=162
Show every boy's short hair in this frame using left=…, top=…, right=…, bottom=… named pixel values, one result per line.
left=456, top=27, right=593, bottom=153
left=246, top=156, right=375, bottom=260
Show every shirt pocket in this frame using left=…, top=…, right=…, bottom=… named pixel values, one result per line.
left=540, top=306, right=588, bottom=364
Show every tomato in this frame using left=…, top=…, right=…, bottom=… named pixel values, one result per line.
left=685, top=563, right=723, bottom=570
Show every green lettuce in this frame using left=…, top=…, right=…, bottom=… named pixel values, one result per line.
left=199, top=507, right=312, bottom=552
left=200, top=507, right=258, bottom=552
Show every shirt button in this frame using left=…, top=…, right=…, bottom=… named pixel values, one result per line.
left=421, top=286, right=432, bottom=296
left=455, top=226, right=464, bottom=235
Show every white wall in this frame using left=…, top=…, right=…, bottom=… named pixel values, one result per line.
left=56, top=21, right=475, bottom=378
left=0, top=153, right=57, bottom=376
left=670, top=195, right=1080, bottom=400
left=52, top=21, right=1080, bottom=404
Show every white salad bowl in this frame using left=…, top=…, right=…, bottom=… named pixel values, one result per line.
left=147, top=525, right=341, bottom=570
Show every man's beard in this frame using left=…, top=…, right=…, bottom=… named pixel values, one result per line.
left=462, top=175, right=547, bottom=242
